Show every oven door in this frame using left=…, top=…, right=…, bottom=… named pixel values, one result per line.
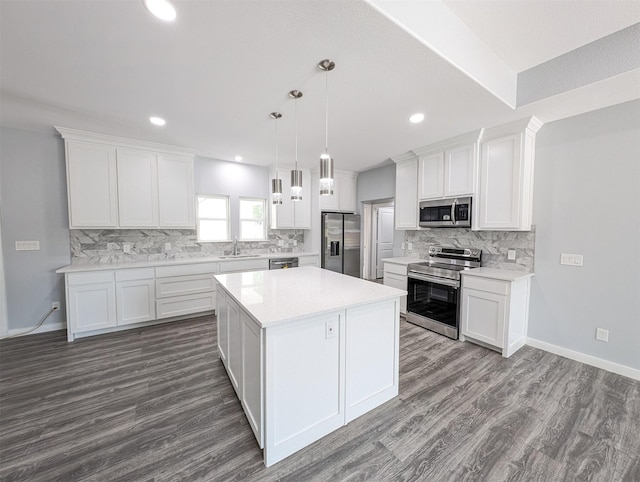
left=406, top=273, right=459, bottom=338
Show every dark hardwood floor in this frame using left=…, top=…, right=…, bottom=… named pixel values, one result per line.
left=1, top=316, right=638, bottom=481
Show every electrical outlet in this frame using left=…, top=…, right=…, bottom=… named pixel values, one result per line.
left=292, top=240, right=297, bottom=246
left=402, top=242, right=405, bottom=249
left=52, top=302, right=60, bottom=311
left=165, top=242, right=172, bottom=251
left=560, top=253, right=583, bottom=266
left=507, top=249, right=517, bottom=261
left=408, top=242, right=413, bottom=250
left=123, top=243, right=132, bottom=253
left=596, top=328, right=609, bottom=342
left=278, top=239, right=284, bottom=247
left=326, top=321, right=336, bottom=339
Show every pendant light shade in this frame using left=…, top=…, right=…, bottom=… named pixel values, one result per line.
left=270, top=112, right=283, bottom=205
left=289, top=90, right=303, bottom=202
left=318, top=59, right=336, bottom=196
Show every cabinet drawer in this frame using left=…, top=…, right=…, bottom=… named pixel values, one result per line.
left=383, top=273, right=407, bottom=291
left=67, top=271, right=114, bottom=286
left=155, top=262, right=218, bottom=278
left=156, top=292, right=215, bottom=319
left=115, top=268, right=155, bottom=282
left=463, top=276, right=509, bottom=295
left=156, top=274, right=216, bottom=298
left=383, top=263, right=408, bottom=276
left=218, top=258, right=269, bottom=273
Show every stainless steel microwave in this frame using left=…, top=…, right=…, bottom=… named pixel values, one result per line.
left=419, top=197, right=472, bottom=228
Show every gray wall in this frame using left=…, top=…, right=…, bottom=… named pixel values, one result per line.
left=194, top=156, right=269, bottom=240
left=529, top=100, right=640, bottom=370
left=356, top=163, right=404, bottom=256
left=0, top=127, right=70, bottom=331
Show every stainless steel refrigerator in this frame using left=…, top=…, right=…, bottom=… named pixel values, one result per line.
left=321, top=213, right=361, bottom=278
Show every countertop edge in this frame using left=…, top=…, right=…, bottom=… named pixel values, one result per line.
left=462, top=268, right=535, bottom=282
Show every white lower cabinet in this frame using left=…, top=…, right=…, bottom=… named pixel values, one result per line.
left=383, top=262, right=407, bottom=315
left=298, top=254, right=319, bottom=267
left=115, top=269, right=155, bottom=325
left=241, top=310, right=263, bottom=447
left=67, top=280, right=117, bottom=341
left=460, top=273, right=532, bottom=358
left=217, top=289, right=229, bottom=365
left=227, top=297, right=243, bottom=396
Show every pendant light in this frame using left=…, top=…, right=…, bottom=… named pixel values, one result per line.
left=270, top=112, right=283, bottom=205
left=318, top=59, right=336, bottom=196
left=289, top=90, right=303, bottom=202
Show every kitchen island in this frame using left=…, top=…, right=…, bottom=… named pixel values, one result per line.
left=214, top=266, right=406, bottom=466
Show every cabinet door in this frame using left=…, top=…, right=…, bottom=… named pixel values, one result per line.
left=117, top=148, right=159, bottom=228
left=68, top=282, right=117, bottom=333
left=477, top=134, right=522, bottom=230
left=383, top=273, right=407, bottom=314
left=418, top=152, right=444, bottom=200
left=270, top=169, right=294, bottom=229
left=461, top=288, right=506, bottom=348
left=395, top=159, right=418, bottom=229
left=157, top=154, right=195, bottom=228
left=444, top=144, right=475, bottom=197
left=227, top=298, right=243, bottom=397
left=66, top=141, right=118, bottom=228
left=294, top=169, right=311, bottom=228
left=337, top=172, right=357, bottom=213
left=217, top=289, right=229, bottom=365
left=242, top=311, right=263, bottom=447
left=116, top=279, right=155, bottom=325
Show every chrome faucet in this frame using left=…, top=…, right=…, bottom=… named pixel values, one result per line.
left=232, top=236, right=239, bottom=256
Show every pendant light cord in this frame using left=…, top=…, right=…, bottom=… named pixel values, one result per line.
left=325, top=70, right=329, bottom=155
left=275, top=116, right=279, bottom=180
left=294, top=96, right=299, bottom=170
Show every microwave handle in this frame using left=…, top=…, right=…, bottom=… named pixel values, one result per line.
left=451, top=199, right=457, bottom=224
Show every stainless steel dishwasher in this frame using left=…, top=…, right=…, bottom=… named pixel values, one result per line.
left=269, top=257, right=299, bottom=269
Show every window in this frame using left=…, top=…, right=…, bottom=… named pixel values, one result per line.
left=239, top=198, right=266, bottom=241
left=197, top=195, right=229, bottom=242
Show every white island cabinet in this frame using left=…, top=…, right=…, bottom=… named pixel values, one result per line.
left=215, top=267, right=406, bottom=467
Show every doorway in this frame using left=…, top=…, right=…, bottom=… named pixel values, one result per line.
left=362, top=200, right=395, bottom=280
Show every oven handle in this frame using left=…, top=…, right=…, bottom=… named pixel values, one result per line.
left=408, top=272, right=460, bottom=288
left=451, top=198, right=457, bottom=225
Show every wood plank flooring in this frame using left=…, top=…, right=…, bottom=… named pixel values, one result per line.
left=1, top=316, right=638, bottom=481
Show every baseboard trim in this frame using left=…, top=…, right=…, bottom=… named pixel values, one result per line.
left=526, top=337, right=640, bottom=381
left=6, top=322, right=65, bottom=338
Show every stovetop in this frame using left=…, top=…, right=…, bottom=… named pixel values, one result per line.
left=407, top=246, right=482, bottom=281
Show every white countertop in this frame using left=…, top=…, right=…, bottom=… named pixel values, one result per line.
left=382, top=257, right=421, bottom=266
left=56, top=252, right=319, bottom=274
left=215, top=266, right=407, bottom=328
left=463, top=267, right=534, bottom=282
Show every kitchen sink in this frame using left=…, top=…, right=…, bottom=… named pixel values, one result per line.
left=218, top=254, right=261, bottom=259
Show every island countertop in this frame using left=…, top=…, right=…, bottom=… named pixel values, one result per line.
left=215, top=266, right=407, bottom=328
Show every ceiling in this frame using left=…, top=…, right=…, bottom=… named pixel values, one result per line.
left=1, top=0, right=639, bottom=173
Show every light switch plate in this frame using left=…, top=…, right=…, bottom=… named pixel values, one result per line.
left=561, top=253, right=583, bottom=266
left=507, top=249, right=517, bottom=261
left=123, top=243, right=132, bottom=253
left=15, top=240, right=40, bottom=251
left=165, top=243, right=172, bottom=251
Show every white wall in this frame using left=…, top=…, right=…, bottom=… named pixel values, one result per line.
left=529, top=100, right=640, bottom=370
left=0, top=127, right=70, bottom=332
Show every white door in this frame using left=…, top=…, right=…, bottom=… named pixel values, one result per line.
left=375, top=208, right=394, bottom=279
left=116, top=279, right=155, bottom=325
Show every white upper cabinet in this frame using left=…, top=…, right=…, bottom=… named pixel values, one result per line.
left=474, top=118, right=542, bottom=231
left=270, top=168, right=310, bottom=229
left=418, top=152, right=444, bottom=199
left=416, top=133, right=479, bottom=201
left=319, top=169, right=357, bottom=213
left=56, top=127, right=196, bottom=230
left=157, top=154, right=195, bottom=228
left=65, top=141, right=118, bottom=228
left=117, top=148, right=158, bottom=228
left=393, top=154, right=419, bottom=230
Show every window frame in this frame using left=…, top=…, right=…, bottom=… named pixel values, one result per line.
left=196, top=194, right=230, bottom=243
left=238, top=197, right=267, bottom=241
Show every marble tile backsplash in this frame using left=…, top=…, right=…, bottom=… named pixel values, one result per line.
left=70, top=229, right=305, bottom=263
left=404, top=227, right=535, bottom=272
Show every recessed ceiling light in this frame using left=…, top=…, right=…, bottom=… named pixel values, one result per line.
left=143, top=0, right=176, bottom=22
left=149, top=116, right=166, bottom=126
left=409, top=113, right=425, bottom=124
left=234, top=155, right=243, bottom=162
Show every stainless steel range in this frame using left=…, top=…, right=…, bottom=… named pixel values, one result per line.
left=406, top=246, right=481, bottom=339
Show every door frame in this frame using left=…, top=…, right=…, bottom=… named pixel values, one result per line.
left=361, top=199, right=394, bottom=280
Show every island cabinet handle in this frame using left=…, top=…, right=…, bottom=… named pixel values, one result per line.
left=330, top=241, right=340, bottom=256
